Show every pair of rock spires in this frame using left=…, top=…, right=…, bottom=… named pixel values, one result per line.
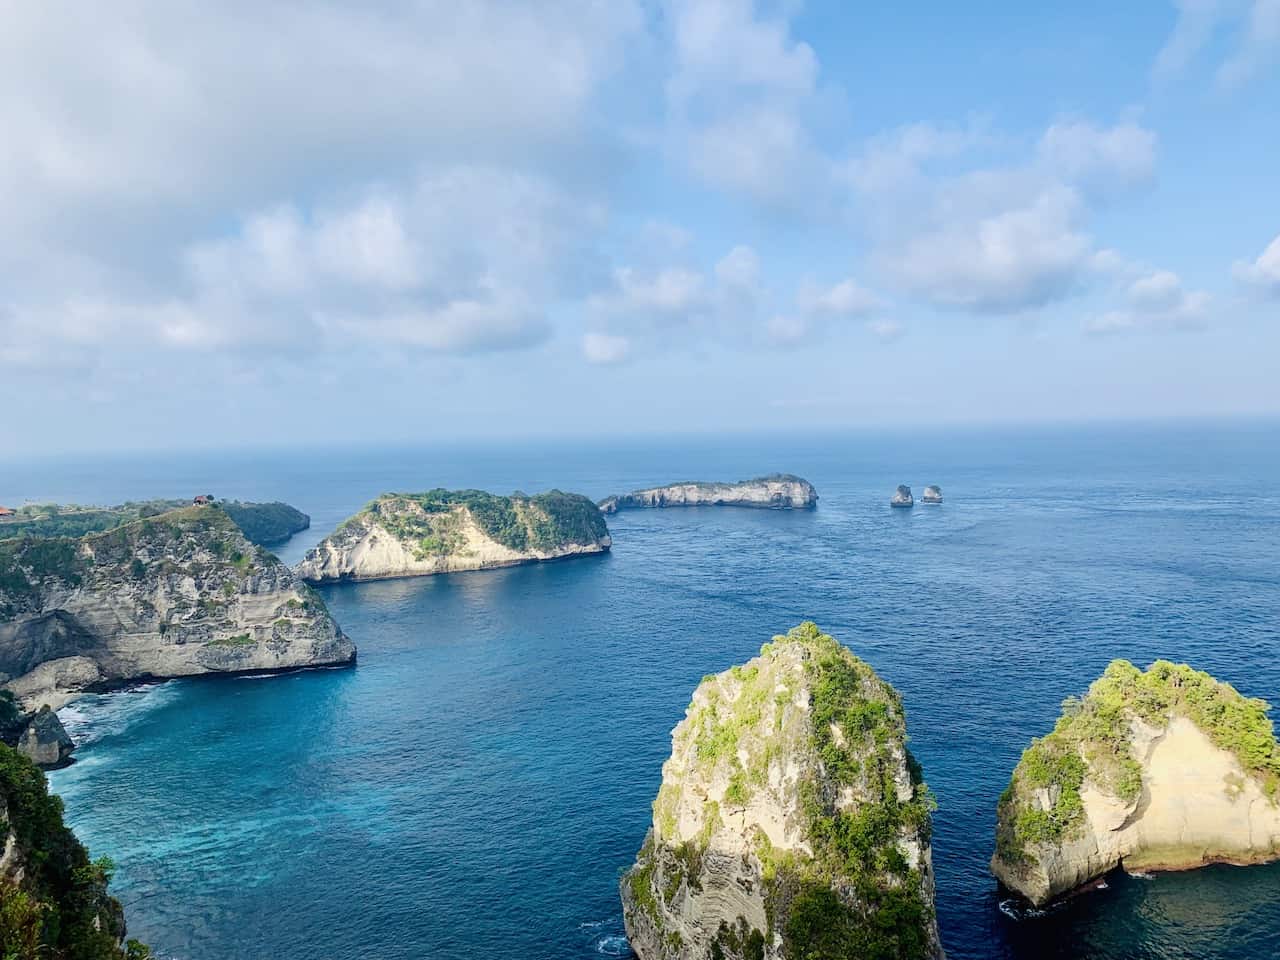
left=891, top=484, right=942, bottom=507
left=622, top=625, right=1280, bottom=959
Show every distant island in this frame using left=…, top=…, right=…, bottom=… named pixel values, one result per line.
left=296, top=489, right=611, bottom=583
left=599, top=474, right=818, bottom=514
left=0, top=504, right=355, bottom=713
left=993, top=659, right=1280, bottom=906
left=0, top=498, right=310, bottom=547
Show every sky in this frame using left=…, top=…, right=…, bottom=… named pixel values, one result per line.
left=1, top=0, right=1278, bottom=456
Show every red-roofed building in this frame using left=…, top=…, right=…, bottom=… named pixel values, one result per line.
left=0, top=506, right=15, bottom=517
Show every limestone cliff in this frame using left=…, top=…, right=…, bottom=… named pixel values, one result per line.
left=599, top=475, right=818, bottom=514
left=297, top=489, right=611, bottom=583
left=992, top=659, right=1280, bottom=906
left=621, top=622, right=942, bottom=960
left=0, top=742, right=150, bottom=957
left=0, top=505, right=355, bottom=710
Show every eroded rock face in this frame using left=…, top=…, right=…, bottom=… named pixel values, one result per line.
left=599, top=475, right=818, bottom=514
left=992, top=660, right=1280, bottom=906
left=0, top=505, right=355, bottom=710
left=621, top=623, right=943, bottom=960
left=891, top=485, right=914, bottom=507
left=921, top=486, right=943, bottom=504
left=297, top=489, right=611, bottom=583
left=16, top=705, right=74, bottom=768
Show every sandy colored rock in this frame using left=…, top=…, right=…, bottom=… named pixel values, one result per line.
left=992, top=660, right=1280, bottom=906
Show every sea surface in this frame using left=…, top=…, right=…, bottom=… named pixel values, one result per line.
left=6, top=421, right=1279, bottom=959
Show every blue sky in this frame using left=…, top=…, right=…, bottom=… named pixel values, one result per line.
left=2, top=1, right=1277, bottom=456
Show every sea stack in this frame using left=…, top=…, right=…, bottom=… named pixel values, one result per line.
left=298, top=489, right=610, bottom=583
left=992, top=659, right=1280, bottom=907
left=599, top=475, right=818, bottom=514
left=891, top=485, right=914, bottom=508
left=621, top=622, right=943, bottom=960
left=921, top=486, right=942, bottom=504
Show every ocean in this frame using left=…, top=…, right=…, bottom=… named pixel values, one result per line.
left=8, top=421, right=1278, bottom=959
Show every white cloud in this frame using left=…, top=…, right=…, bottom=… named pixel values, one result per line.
left=1037, top=122, right=1157, bottom=192
left=662, top=0, right=832, bottom=211
left=1233, top=233, right=1280, bottom=296
left=1086, top=270, right=1211, bottom=334
left=1154, top=0, right=1280, bottom=87
left=853, top=120, right=1157, bottom=314
left=867, top=319, right=905, bottom=342
left=887, top=186, right=1095, bottom=312
left=715, top=245, right=761, bottom=289
left=581, top=332, right=632, bottom=365
left=797, top=279, right=880, bottom=317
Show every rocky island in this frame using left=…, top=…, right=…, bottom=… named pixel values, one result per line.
left=992, top=659, right=1280, bottom=906
left=1, top=741, right=150, bottom=957
left=0, top=504, right=355, bottom=711
left=599, top=474, right=817, bottom=514
left=0, top=498, right=311, bottom=547
left=621, top=622, right=943, bottom=960
left=891, top=485, right=914, bottom=508
left=921, top=486, right=943, bottom=504
left=297, top=489, right=611, bottom=583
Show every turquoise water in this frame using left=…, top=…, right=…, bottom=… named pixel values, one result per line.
left=10, top=422, right=1280, bottom=959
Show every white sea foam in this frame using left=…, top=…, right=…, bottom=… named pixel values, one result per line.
left=594, top=934, right=630, bottom=956
left=55, top=681, right=181, bottom=747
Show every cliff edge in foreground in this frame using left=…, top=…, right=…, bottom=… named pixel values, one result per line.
left=992, top=659, right=1280, bottom=906
left=297, top=489, right=611, bottom=583
left=621, top=622, right=942, bottom=960
left=599, top=475, right=817, bottom=514
left=1, top=742, right=150, bottom=958
left=0, top=505, right=355, bottom=710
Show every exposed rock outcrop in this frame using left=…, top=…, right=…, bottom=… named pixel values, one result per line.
left=297, top=489, right=611, bottom=583
left=992, top=659, right=1280, bottom=906
left=0, top=505, right=355, bottom=711
left=891, top=485, right=914, bottom=508
left=1, top=742, right=147, bottom=957
left=621, top=622, right=943, bottom=960
left=921, top=486, right=942, bottom=504
left=16, top=706, right=74, bottom=768
left=599, top=475, right=818, bottom=514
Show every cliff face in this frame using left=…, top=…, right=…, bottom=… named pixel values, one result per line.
left=0, top=743, right=148, bottom=958
left=993, top=660, right=1280, bottom=906
left=297, top=489, right=611, bottom=583
left=621, top=623, right=942, bottom=960
left=599, top=475, right=818, bottom=514
left=0, top=505, right=355, bottom=710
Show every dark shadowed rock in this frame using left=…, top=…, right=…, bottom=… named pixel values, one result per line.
left=17, top=705, right=75, bottom=768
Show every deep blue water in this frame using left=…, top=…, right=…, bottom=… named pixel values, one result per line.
left=5, top=422, right=1279, bottom=959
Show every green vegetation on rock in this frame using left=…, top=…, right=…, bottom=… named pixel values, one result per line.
left=0, top=743, right=151, bottom=959
left=624, top=623, right=938, bottom=960
left=360, top=489, right=608, bottom=555
left=996, top=659, right=1280, bottom=865
left=0, top=500, right=309, bottom=548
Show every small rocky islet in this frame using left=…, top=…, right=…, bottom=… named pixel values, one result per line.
left=599, top=474, right=818, bottom=513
